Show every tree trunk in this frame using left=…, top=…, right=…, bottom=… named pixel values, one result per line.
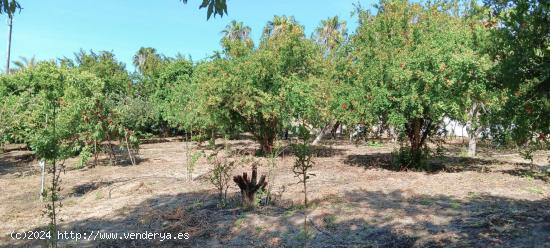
left=388, top=126, right=397, bottom=143
left=233, top=165, right=268, bottom=209
left=39, top=160, right=45, bottom=201
left=210, top=129, right=215, bottom=146
left=330, top=121, right=340, bottom=139
left=468, top=133, right=477, bottom=157
left=259, top=134, right=274, bottom=154
left=303, top=178, right=308, bottom=207
left=311, top=121, right=336, bottom=145
left=241, top=190, right=256, bottom=209
left=125, top=132, right=136, bottom=166
left=405, top=118, right=432, bottom=167
left=93, top=139, right=98, bottom=167
left=467, top=102, right=480, bottom=157
left=6, top=16, right=13, bottom=74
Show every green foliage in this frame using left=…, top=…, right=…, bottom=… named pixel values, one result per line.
left=180, top=0, right=227, bottom=20
left=0, top=55, right=145, bottom=167
left=207, top=147, right=235, bottom=206
left=133, top=47, right=164, bottom=77
left=66, top=49, right=130, bottom=94
left=186, top=148, right=204, bottom=180
left=220, top=20, right=254, bottom=58
left=484, top=0, right=549, bottom=147
left=155, top=59, right=194, bottom=128
left=2, top=0, right=548, bottom=177
left=342, top=0, right=498, bottom=167
left=391, top=146, right=430, bottom=170
left=0, top=0, right=21, bottom=18
left=187, top=16, right=327, bottom=154
left=0, top=62, right=105, bottom=161
left=292, top=127, right=315, bottom=208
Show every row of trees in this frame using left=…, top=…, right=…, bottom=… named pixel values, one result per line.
left=1, top=0, right=548, bottom=170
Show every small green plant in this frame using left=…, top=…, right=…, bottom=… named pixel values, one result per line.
left=265, top=142, right=285, bottom=205
left=77, top=146, right=92, bottom=169
left=207, top=147, right=235, bottom=207
left=291, top=125, right=315, bottom=248
left=292, top=126, right=316, bottom=207
left=520, top=147, right=535, bottom=165
left=234, top=214, right=246, bottom=228
left=391, top=146, right=430, bottom=171
left=295, top=228, right=314, bottom=248
left=323, top=215, right=337, bottom=228
left=254, top=188, right=267, bottom=206
left=367, top=141, right=383, bottom=148
left=526, top=186, right=544, bottom=195
left=186, top=150, right=204, bottom=181
left=363, top=241, right=374, bottom=248
left=186, top=199, right=203, bottom=211
left=449, top=201, right=461, bottom=209
left=418, top=197, right=433, bottom=205
left=95, top=191, right=104, bottom=200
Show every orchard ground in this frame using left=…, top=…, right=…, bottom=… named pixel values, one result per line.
left=1, top=137, right=549, bottom=247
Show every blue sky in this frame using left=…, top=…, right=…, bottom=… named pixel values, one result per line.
left=0, top=0, right=375, bottom=72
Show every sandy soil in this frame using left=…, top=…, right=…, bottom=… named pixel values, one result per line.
left=0, top=138, right=549, bottom=247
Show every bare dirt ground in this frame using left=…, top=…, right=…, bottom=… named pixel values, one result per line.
left=1, top=138, right=549, bottom=247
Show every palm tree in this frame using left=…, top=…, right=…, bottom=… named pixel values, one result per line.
left=133, top=47, right=161, bottom=75
left=179, top=0, right=227, bottom=20
left=11, top=56, right=37, bottom=71
left=313, top=16, right=348, bottom=55
left=221, top=20, right=251, bottom=42
left=310, top=17, right=348, bottom=145
left=220, top=20, right=254, bottom=58
left=2, top=0, right=21, bottom=74
left=262, top=15, right=303, bottom=39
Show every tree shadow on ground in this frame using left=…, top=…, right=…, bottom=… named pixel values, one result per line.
left=343, top=152, right=544, bottom=175
left=338, top=190, right=550, bottom=247
left=7, top=188, right=550, bottom=247
left=0, top=149, right=149, bottom=179
left=87, top=154, right=149, bottom=168
left=0, top=150, right=35, bottom=176
left=227, top=144, right=347, bottom=159
left=498, top=166, right=550, bottom=182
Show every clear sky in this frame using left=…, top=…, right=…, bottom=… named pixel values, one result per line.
left=0, top=0, right=375, bottom=72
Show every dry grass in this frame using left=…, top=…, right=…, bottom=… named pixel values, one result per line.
left=0, top=138, right=549, bottom=247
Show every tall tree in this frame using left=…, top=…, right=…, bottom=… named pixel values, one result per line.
left=262, top=15, right=303, bottom=39
left=190, top=16, right=323, bottom=154
left=313, top=16, right=348, bottom=55
left=2, top=0, right=21, bottom=74
left=220, top=20, right=254, bottom=58
left=221, top=20, right=251, bottom=41
left=11, top=56, right=37, bottom=71
left=311, top=16, right=348, bottom=145
left=484, top=0, right=550, bottom=148
left=132, top=47, right=163, bottom=76
left=349, top=0, right=491, bottom=168
left=180, top=0, right=228, bottom=20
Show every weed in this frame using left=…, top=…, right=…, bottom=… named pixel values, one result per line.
left=187, top=199, right=203, bottom=210
left=234, top=214, right=247, bottom=228
left=449, top=201, right=461, bottom=209
left=367, top=141, right=383, bottom=148
left=418, top=197, right=433, bottom=205
left=526, top=187, right=544, bottom=195
left=95, top=191, right=103, bottom=200
left=323, top=215, right=337, bottom=228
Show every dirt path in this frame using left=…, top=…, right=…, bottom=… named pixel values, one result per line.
left=1, top=140, right=549, bottom=247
